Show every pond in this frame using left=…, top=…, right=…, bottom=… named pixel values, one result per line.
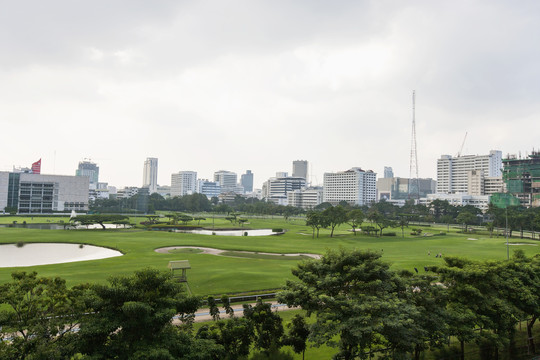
left=0, top=243, right=123, bottom=268
left=175, top=229, right=278, bottom=236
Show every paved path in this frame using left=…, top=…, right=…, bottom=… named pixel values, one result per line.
left=172, top=301, right=296, bottom=324
left=155, top=246, right=321, bottom=259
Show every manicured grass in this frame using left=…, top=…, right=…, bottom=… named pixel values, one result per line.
left=1, top=216, right=538, bottom=296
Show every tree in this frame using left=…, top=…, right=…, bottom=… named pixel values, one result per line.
left=306, top=211, right=325, bottom=238
left=72, top=214, right=129, bottom=229
left=322, top=205, right=348, bottom=237
left=178, top=214, right=193, bottom=225
left=208, top=296, right=220, bottom=321
left=397, top=216, right=409, bottom=238
left=0, top=271, right=89, bottom=360
left=455, top=211, right=476, bottom=233
left=76, top=268, right=204, bottom=359
left=283, top=314, right=309, bottom=360
left=398, top=271, right=450, bottom=360
left=243, top=299, right=284, bottom=354
left=368, top=209, right=393, bottom=237
left=221, top=294, right=234, bottom=318
left=437, top=257, right=521, bottom=360
left=279, top=249, right=412, bottom=360
left=346, top=209, right=364, bottom=236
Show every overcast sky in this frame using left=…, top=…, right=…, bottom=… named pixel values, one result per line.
left=1, top=0, right=539, bottom=189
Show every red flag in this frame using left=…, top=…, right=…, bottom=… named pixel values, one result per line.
left=31, top=159, right=41, bottom=174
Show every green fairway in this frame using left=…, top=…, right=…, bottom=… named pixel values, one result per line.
left=1, top=216, right=538, bottom=295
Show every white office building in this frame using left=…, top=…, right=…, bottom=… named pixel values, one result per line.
left=287, top=187, right=323, bottom=209
left=436, top=150, right=502, bottom=194
left=262, top=176, right=306, bottom=203
left=323, top=168, right=376, bottom=206
left=142, top=157, right=158, bottom=194
left=0, top=172, right=89, bottom=214
left=171, top=171, right=198, bottom=197
left=214, top=170, right=239, bottom=193
left=419, top=193, right=491, bottom=212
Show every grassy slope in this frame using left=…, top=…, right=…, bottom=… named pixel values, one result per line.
left=1, top=216, right=538, bottom=295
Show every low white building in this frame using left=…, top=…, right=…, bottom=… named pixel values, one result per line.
left=419, top=193, right=491, bottom=212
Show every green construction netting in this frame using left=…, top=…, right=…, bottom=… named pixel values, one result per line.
left=490, top=193, right=521, bottom=209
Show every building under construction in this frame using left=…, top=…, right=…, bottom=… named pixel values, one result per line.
left=502, top=150, right=540, bottom=207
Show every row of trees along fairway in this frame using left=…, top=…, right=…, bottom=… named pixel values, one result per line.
left=279, top=248, right=540, bottom=360
left=1, top=250, right=539, bottom=359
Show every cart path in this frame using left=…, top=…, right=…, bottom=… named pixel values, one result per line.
left=173, top=301, right=297, bottom=324
left=154, top=246, right=321, bottom=259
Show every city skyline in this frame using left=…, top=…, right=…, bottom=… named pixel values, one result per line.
left=2, top=1, right=539, bottom=187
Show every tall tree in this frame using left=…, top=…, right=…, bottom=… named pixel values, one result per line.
left=76, top=268, right=204, bottom=359
left=279, top=249, right=412, bottom=360
left=0, top=272, right=89, bottom=360
left=346, top=209, right=364, bottom=236
left=322, top=205, right=348, bottom=237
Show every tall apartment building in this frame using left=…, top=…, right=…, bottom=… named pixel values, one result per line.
left=171, top=171, right=197, bottom=197
left=241, top=170, right=254, bottom=193
left=292, top=160, right=308, bottom=181
left=436, top=150, right=502, bottom=194
left=323, top=168, right=376, bottom=206
left=502, top=150, right=540, bottom=207
left=143, top=157, right=158, bottom=194
left=0, top=172, right=89, bottom=214
left=76, top=160, right=99, bottom=190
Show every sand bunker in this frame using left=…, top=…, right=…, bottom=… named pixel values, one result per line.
left=0, top=243, right=123, bottom=267
left=155, top=246, right=321, bottom=259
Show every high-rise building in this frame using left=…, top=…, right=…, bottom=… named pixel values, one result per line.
left=214, top=170, right=238, bottom=193
left=262, top=176, right=306, bottom=203
left=436, top=150, right=502, bottom=194
left=241, top=170, right=254, bottom=193
left=76, top=160, right=99, bottom=190
left=323, top=168, right=376, bottom=206
left=143, top=158, right=158, bottom=194
left=171, top=171, right=198, bottom=197
left=292, top=160, right=308, bottom=181
left=383, top=166, right=394, bottom=178
left=502, top=150, right=540, bottom=207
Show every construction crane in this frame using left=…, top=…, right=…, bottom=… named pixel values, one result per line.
left=457, top=132, right=468, bottom=157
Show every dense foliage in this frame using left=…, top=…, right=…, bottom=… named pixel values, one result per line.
left=1, top=251, right=539, bottom=359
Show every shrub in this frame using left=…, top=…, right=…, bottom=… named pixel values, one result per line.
left=16, top=241, right=25, bottom=248
left=383, top=232, right=396, bottom=236
left=272, top=228, right=283, bottom=233
left=244, top=232, right=248, bottom=236
left=79, top=244, right=84, bottom=249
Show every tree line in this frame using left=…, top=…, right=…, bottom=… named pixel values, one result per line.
left=1, top=249, right=539, bottom=360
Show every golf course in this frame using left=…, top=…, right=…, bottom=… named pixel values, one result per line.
left=1, top=215, right=538, bottom=295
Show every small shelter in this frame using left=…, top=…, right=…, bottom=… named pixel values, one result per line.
left=168, top=260, right=192, bottom=294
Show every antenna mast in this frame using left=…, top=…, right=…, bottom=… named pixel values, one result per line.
left=409, top=91, right=420, bottom=201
